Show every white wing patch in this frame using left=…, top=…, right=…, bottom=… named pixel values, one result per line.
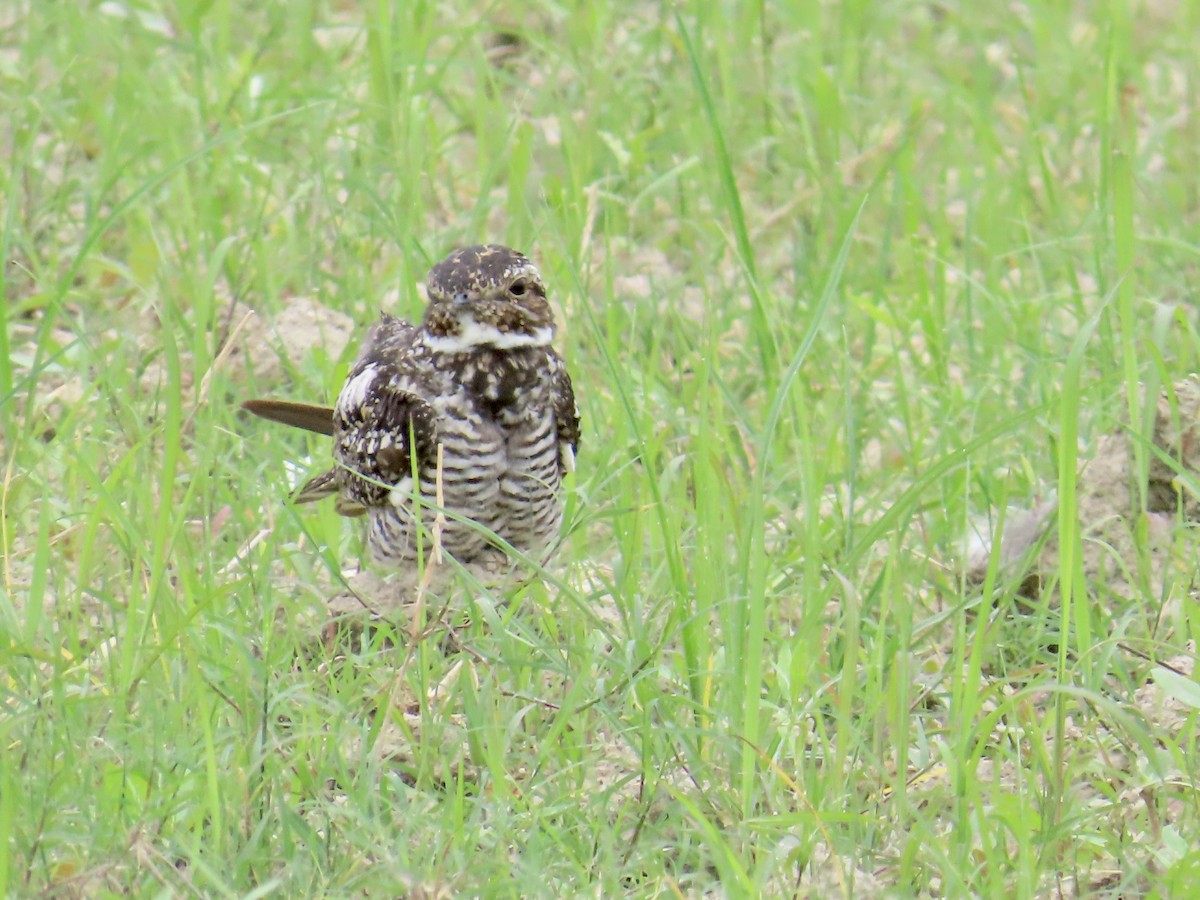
left=338, top=364, right=378, bottom=413
left=425, top=317, right=553, bottom=353
left=559, top=441, right=576, bottom=474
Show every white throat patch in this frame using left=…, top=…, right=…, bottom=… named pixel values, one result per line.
left=424, top=317, right=553, bottom=353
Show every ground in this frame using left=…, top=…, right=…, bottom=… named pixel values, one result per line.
left=3, top=1, right=1200, bottom=896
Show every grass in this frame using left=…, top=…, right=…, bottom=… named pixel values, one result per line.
left=4, top=0, right=1200, bottom=895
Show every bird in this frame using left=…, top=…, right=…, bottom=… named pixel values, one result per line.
left=243, top=244, right=580, bottom=571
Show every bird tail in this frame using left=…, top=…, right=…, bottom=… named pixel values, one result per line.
left=243, top=398, right=366, bottom=517
left=293, top=469, right=366, bottom=518
left=293, top=468, right=338, bottom=504
left=242, top=398, right=335, bottom=436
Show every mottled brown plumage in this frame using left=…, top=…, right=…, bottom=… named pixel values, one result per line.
left=244, top=244, right=580, bottom=566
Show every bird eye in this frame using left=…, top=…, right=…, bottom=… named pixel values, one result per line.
left=509, top=280, right=527, bottom=297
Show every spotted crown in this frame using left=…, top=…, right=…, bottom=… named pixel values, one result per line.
left=423, top=244, right=555, bottom=344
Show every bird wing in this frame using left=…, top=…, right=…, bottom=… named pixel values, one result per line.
left=550, top=351, right=581, bottom=474
left=327, top=317, right=440, bottom=514
left=242, top=313, right=436, bottom=517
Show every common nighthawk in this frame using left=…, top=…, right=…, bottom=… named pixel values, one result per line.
left=243, top=244, right=580, bottom=569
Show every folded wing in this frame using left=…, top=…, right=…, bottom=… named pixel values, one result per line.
left=242, top=314, right=438, bottom=518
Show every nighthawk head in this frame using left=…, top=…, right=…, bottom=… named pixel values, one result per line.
left=422, top=244, right=555, bottom=352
